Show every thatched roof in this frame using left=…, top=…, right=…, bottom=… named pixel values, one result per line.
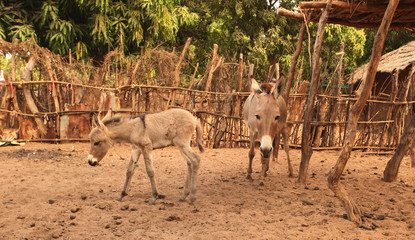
left=277, top=0, right=415, bottom=29
left=348, top=40, right=415, bottom=84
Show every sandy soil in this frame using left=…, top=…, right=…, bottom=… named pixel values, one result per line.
left=0, top=142, right=414, bottom=239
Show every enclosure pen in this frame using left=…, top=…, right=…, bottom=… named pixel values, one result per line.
left=0, top=39, right=413, bottom=153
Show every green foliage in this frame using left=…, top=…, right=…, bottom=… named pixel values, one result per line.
left=322, top=24, right=366, bottom=73
left=1, top=0, right=199, bottom=61
left=0, top=0, right=413, bottom=91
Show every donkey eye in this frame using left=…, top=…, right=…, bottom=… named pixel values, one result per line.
left=275, top=116, right=280, bottom=121
left=94, top=141, right=100, bottom=146
left=255, top=115, right=260, bottom=120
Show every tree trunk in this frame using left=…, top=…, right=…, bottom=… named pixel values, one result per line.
left=21, top=57, right=48, bottom=136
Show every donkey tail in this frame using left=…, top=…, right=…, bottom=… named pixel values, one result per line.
left=195, top=120, right=204, bottom=152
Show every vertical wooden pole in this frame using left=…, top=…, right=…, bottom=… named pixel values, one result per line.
left=328, top=0, right=400, bottom=224
left=183, top=63, right=199, bottom=108
left=205, top=44, right=219, bottom=92
left=284, top=22, right=307, bottom=103
left=411, top=140, right=415, bottom=168
left=380, top=70, right=399, bottom=147
left=330, top=43, right=345, bottom=146
left=299, top=0, right=333, bottom=186
left=234, top=53, right=244, bottom=141
left=69, top=48, right=74, bottom=105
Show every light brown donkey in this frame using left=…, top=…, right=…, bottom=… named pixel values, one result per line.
left=243, top=77, right=293, bottom=184
left=87, top=108, right=204, bottom=204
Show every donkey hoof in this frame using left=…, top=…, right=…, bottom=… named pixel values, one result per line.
left=116, top=191, right=127, bottom=201
left=259, top=181, right=265, bottom=186
left=245, top=176, right=254, bottom=182
left=146, top=198, right=157, bottom=205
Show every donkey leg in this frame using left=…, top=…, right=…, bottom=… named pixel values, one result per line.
left=260, top=156, right=270, bottom=186
left=185, top=148, right=200, bottom=204
left=272, top=133, right=281, bottom=163
left=176, top=141, right=200, bottom=204
left=143, top=148, right=162, bottom=204
left=116, top=146, right=141, bottom=201
left=247, top=134, right=256, bottom=181
left=178, top=160, right=192, bottom=202
left=282, top=128, right=294, bottom=177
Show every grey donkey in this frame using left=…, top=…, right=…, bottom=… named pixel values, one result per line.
left=87, top=108, right=204, bottom=204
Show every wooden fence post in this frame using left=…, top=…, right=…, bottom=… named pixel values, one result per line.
left=299, top=0, right=333, bottom=186
left=284, top=22, right=307, bottom=103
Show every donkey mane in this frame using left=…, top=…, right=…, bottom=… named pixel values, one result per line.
left=103, top=114, right=147, bottom=128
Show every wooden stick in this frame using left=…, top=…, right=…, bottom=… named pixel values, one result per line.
left=284, top=22, right=307, bottom=102
left=205, top=44, right=219, bottom=92
left=384, top=113, right=415, bottom=181
left=299, top=0, right=333, bottom=187
left=183, top=63, right=199, bottom=107
left=234, top=53, right=244, bottom=140
left=173, top=38, right=191, bottom=87
left=328, top=0, right=400, bottom=224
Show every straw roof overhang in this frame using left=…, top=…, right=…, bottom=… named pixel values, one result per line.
left=277, top=0, right=415, bottom=29
left=348, top=40, right=415, bottom=84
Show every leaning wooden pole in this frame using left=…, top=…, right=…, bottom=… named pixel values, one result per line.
left=328, top=0, right=400, bottom=225
left=166, top=38, right=192, bottom=109
left=284, top=22, right=306, bottom=102
left=298, top=0, right=332, bottom=186
left=383, top=114, right=415, bottom=181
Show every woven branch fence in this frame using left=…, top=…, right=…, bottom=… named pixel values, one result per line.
left=0, top=40, right=413, bottom=152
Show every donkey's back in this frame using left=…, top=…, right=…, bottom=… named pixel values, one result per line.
left=142, top=108, right=204, bottom=151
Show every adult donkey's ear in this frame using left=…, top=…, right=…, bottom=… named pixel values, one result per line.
left=251, top=78, right=261, bottom=94
left=102, top=109, right=112, bottom=122
left=272, top=74, right=286, bottom=99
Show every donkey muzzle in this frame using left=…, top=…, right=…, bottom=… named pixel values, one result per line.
left=260, top=135, right=273, bottom=159
left=88, top=160, right=98, bottom=166
left=88, top=154, right=98, bottom=166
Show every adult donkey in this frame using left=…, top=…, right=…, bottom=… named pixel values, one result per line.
left=243, top=77, right=293, bottom=184
left=87, top=108, right=204, bottom=204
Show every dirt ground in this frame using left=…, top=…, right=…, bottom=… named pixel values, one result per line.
left=0, top=142, right=414, bottom=239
